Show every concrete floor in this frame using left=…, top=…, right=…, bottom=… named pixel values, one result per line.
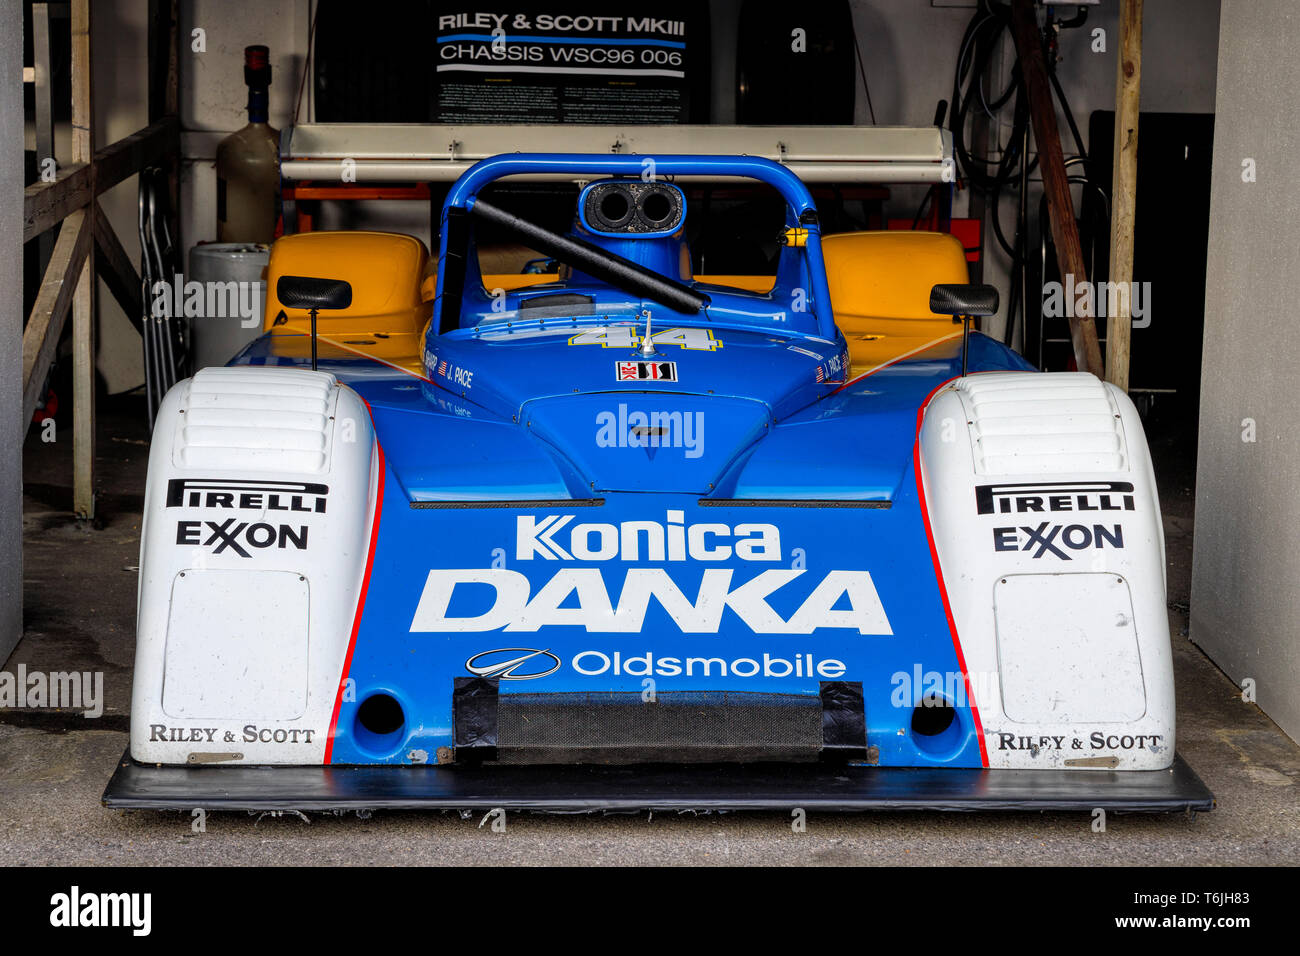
left=4, top=394, right=1298, bottom=865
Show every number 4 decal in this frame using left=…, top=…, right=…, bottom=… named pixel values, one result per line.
left=569, top=327, right=636, bottom=348
left=651, top=327, right=722, bottom=351
left=569, top=327, right=722, bottom=350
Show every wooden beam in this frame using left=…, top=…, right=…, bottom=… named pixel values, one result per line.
left=1105, top=0, right=1143, bottom=391
left=33, top=5, right=55, bottom=173
left=71, top=0, right=90, bottom=166
left=24, top=162, right=92, bottom=244
left=165, top=0, right=179, bottom=118
left=148, top=0, right=181, bottom=263
left=23, top=116, right=179, bottom=243
left=92, top=115, right=179, bottom=195
left=21, top=209, right=92, bottom=421
left=33, top=4, right=58, bottom=274
left=147, top=0, right=180, bottom=121
left=1009, top=0, right=1104, bottom=377
left=73, top=253, right=96, bottom=520
left=93, top=202, right=144, bottom=335
left=72, top=0, right=95, bottom=520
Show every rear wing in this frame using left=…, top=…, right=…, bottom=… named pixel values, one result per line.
left=279, top=124, right=955, bottom=184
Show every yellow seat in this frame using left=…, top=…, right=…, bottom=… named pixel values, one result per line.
left=260, top=229, right=968, bottom=378
left=263, top=231, right=431, bottom=335
left=821, top=231, right=971, bottom=373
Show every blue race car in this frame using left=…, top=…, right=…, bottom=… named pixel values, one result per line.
left=106, top=154, right=1212, bottom=813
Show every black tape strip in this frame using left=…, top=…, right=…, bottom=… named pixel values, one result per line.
left=452, top=677, right=499, bottom=761
left=819, top=681, right=867, bottom=759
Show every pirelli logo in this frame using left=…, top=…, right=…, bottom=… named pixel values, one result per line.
left=974, top=481, right=1136, bottom=516
left=165, top=478, right=329, bottom=514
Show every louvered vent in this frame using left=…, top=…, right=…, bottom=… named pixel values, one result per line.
left=173, top=368, right=338, bottom=474
left=955, top=372, right=1128, bottom=475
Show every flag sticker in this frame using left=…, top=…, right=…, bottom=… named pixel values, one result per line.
left=617, top=361, right=678, bottom=382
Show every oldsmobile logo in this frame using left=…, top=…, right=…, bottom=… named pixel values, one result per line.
left=465, top=648, right=562, bottom=681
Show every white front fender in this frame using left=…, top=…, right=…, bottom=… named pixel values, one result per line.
left=918, top=372, right=1175, bottom=770
left=131, top=367, right=378, bottom=765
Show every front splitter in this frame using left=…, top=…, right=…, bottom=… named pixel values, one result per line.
left=103, top=750, right=1214, bottom=813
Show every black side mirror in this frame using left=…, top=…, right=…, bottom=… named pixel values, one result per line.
left=275, top=276, right=352, bottom=371
left=930, top=283, right=999, bottom=376
left=276, top=275, right=353, bottom=312
left=930, top=283, right=998, bottom=318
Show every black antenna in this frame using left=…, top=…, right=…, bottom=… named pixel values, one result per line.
left=309, top=306, right=319, bottom=370
left=960, top=310, right=973, bottom=376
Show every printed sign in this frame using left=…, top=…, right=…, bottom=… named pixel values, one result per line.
left=434, top=5, right=705, bottom=124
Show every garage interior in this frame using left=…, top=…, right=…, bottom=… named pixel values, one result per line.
left=3, top=0, right=1298, bottom=864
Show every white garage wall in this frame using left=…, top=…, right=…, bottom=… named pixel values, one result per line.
left=2, top=0, right=24, bottom=660
left=93, top=1, right=150, bottom=394
left=177, top=0, right=312, bottom=256
left=1191, top=0, right=1300, bottom=745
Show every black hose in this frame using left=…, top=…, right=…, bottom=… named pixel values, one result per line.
left=137, top=175, right=156, bottom=427
left=949, top=0, right=1101, bottom=363
left=1049, top=67, right=1089, bottom=164
left=949, top=1, right=1020, bottom=193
